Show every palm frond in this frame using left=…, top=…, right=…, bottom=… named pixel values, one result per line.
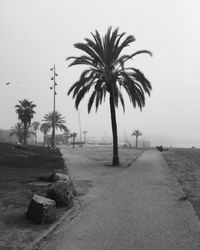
left=67, top=55, right=94, bottom=67
left=117, top=50, right=152, bottom=66
left=74, top=81, right=94, bottom=109
left=73, top=42, right=103, bottom=67
left=68, top=69, right=95, bottom=97
left=115, top=35, right=136, bottom=60
left=88, top=90, right=96, bottom=113
left=130, top=68, right=152, bottom=95
left=55, top=124, right=68, bottom=132
left=91, top=30, right=105, bottom=62
left=41, top=111, right=68, bottom=134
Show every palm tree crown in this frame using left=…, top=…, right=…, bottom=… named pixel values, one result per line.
left=132, top=129, right=143, bottom=148
left=15, top=99, right=36, bottom=144
left=67, top=27, right=152, bottom=112
left=32, top=121, right=40, bottom=131
left=15, top=99, right=36, bottom=125
left=40, top=111, right=69, bottom=134
left=67, top=27, right=152, bottom=165
left=132, top=129, right=143, bottom=137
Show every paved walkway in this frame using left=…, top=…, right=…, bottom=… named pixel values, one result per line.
left=39, top=149, right=200, bottom=250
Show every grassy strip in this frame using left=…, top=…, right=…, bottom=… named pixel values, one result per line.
left=0, top=142, right=66, bottom=249
left=162, top=148, right=200, bottom=219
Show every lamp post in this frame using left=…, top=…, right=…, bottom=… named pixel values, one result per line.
left=78, top=110, right=82, bottom=145
left=50, top=64, right=58, bottom=151
left=82, top=130, right=88, bottom=144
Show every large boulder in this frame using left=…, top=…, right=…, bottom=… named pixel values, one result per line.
left=26, top=194, right=56, bottom=224
left=47, top=181, right=74, bottom=207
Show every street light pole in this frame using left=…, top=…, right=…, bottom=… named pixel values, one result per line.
left=50, top=64, right=58, bottom=151
left=78, top=110, right=82, bottom=144
left=82, top=130, right=88, bottom=144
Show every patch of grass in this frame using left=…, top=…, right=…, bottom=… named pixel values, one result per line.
left=0, top=142, right=66, bottom=249
left=162, top=148, right=200, bottom=219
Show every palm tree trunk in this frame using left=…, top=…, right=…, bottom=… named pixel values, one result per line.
left=136, top=136, right=138, bottom=148
left=109, top=91, right=119, bottom=166
left=73, top=135, right=75, bottom=148
left=24, top=123, right=27, bottom=145
left=43, top=133, right=45, bottom=145
left=35, top=131, right=37, bottom=144
left=51, top=129, right=54, bottom=149
left=51, top=113, right=55, bottom=150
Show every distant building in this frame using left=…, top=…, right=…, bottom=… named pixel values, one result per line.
left=0, top=129, right=17, bottom=143
left=43, top=132, right=70, bottom=145
left=137, top=140, right=151, bottom=148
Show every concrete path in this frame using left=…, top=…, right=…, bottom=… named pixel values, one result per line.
left=38, top=149, right=200, bottom=250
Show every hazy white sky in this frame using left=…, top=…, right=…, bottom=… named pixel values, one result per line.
left=1, top=0, right=200, bottom=146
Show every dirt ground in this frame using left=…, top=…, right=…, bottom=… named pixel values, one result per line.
left=0, top=144, right=143, bottom=250
left=162, top=148, right=200, bottom=219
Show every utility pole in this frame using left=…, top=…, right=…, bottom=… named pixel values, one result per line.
left=50, top=64, right=58, bottom=151
left=82, top=130, right=88, bottom=144
left=78, top=110, right=82, bottom=144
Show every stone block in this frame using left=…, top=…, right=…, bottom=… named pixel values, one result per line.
left=26, top=194, right=56, bottom=224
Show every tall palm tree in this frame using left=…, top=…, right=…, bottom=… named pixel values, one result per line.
left=67, top=27, right=152, bottom=165
left=32, top=121, right=40, bottom=144
left=131, top=130, right=143, bottom=148
left=40, top=111, right=69, bottom=147
left=15, top=99, right=36, bottom=145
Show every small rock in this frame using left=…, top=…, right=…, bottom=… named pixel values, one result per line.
left=53, top=173, right=70, bottom=182
left=47, top=181, right=74, bottom=206
left=26, top=194, right=56, bottom=224
left=48, top=169, right=69, bottom=182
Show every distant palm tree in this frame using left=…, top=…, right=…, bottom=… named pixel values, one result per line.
left=15, top=99, right=36, bottom=145
left=9, top=123, right=23, bottom=143
left=67, top=27, right=152, bottom=165
left=131, top=130, right=143, bottom=148
left=40, top=111, right=68, bottom=147
left=32, top=121, right=40, bottom=144
left=40, top=126, right=48, bottom=145
left=10, top=123, right=34, bottom=143
left=71, top=132, right=77, bottom=148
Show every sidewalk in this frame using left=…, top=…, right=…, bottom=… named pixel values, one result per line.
left=39, top=149, right=200, bottom=250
